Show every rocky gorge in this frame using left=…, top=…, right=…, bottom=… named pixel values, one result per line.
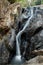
left=0, top=0, right=43, bottom=65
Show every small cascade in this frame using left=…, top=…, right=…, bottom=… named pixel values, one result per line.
left=11, top=7, right=34, bottom=64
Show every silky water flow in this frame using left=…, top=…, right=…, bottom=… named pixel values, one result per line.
left=11, top=7, right=34, bottom=65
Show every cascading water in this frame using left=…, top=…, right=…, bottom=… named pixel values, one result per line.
left=11, top=7, right=34, bottom=64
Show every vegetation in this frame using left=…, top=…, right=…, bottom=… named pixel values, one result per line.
left=8, top=0, right=29, bottom=7
left=35, top=0, right=41, bottom=5
left=41, top=0, right=43, bottom=4
left=8, top=0, right=43, bottom=7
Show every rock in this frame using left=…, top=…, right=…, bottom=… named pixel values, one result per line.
left=2, top=2, right=22, bottom=31
left=23, top=56, right=43, bottom=65
left=0, top=40, right=10, bottom=64
left=0, top=0, right=10, bottom=39
left=0, top=0, right=10, bottom=18
left=32, top=49, right=43, bottom=55
left=0, top=2, right=21, bottom=39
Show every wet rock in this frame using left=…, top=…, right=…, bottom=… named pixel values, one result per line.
left=0, top=40, right=10, bottom=64
left=20, top=8, right=43, bottom=61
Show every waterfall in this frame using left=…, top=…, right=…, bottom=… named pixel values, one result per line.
left=11, top=7, right=34, bottom=64
left=16, top=7, right=33, bottom=55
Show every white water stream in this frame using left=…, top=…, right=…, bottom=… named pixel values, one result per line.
left=16, top=7, right=33, bottom=60
left=11, top=7, right=34, bottom=64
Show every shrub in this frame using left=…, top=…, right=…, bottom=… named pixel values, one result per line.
left=35, top=0, right=41, bottom=5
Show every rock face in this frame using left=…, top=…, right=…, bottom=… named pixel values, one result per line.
left=0, top=0, right=10, bottom=18
left=0, top=0, right=10, bottom=63
left=0, top=0, right=10, bottom=39
left=24, top=56, right=43, bottom=65
left=0, top=1, right=22, bottom=64
left=0, top=40, right=9, bottom=64
left=0, top=1, right=21, bottom=39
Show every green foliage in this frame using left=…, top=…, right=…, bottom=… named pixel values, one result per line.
left=41, top=0, right=43, bottom=4
left=30, top=0, right=42, bottom=6
left=17, top=0, right=29, bottom=7
left=30, top=0, right=35, bottom=6
left=8, top=0, right=29, bottom=7
left=35, top=0, right=41, bottom=5
left=8, top=0, right=43, bottom=7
